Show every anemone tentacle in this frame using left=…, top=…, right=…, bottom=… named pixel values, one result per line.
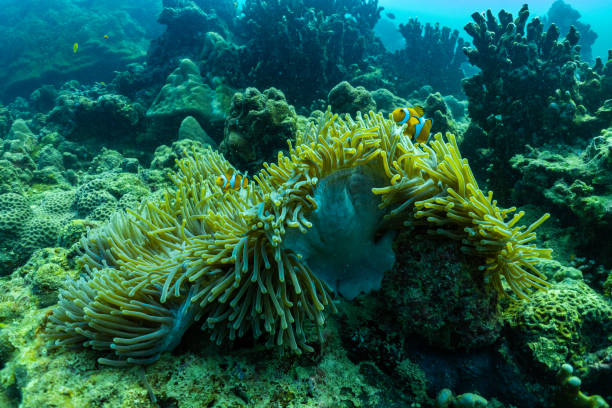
left=44, top=109, right=551, bottom=365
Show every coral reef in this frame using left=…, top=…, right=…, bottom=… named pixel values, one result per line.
left=504, top=280, right=612, bottom=377
left=327, top=83, right=464, bottom=137
left=510, top=127, right=612, bottom=265
left=462, top=5, right=612, bottom=207
left=178, top=116, right=217, bottom=148
left=237, top=0, right=383, bottom=105
left=370, top=88, right=408, bottom=115
left=0, top=121, right=160, bottom=272
left=220, top=87, right=298, bottom=173
left=382, top=235, right=500, bottom=351
left=44, top=110, right=551, bottom=365
left=462, top=5, right=583, bottom=193
left=146, top=58, right=233, bottom=144
left=199, top=31, right=245, bottom=86
left=0, top=191, right=74, bottom=273
left=555, top=364, right=609, bottom=408
left=0, top=0, right=161, bottom=102
left=147, top=0, right=236, bottom=80
left=47, top=85, right=145, bottom=148
left=328, top=81, right=377, bottom=117
left=422, top=92, right=462, bottom=136
left=386, top=18, right=468, bottom=96
left=0, top=1, right=609, bottom=406
left=545, top=0, right=599, bottom=62
left=435, top=388, right=489, bottom=408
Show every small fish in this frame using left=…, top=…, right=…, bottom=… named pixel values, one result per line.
left=216, top=170, right=248, bottom=191
left=386, top=12, right=396, bottom=20
left=104, top=34, right=109, bottom=39
left=73, top=42, right=78, bottom=53
left=100, top=81, right=106, bottom=85
left=392, top=106, right=433, bottom=144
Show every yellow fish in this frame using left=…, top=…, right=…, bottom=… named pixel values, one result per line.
left=73, top=42, right=78, bottom=53
left=392, top=106, right=433, bottom=144
left=216, top=169, right=248, bottom=192
left=104, top=34, right=109, bottom=39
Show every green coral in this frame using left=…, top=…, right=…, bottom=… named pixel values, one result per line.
left=18, top=247, right=78, bottom=306
left=220, top=86, right=298, bottom=173
left=555, top=363, right=609, bottom=408
left=436, top=389, right=489, bottom=408
left=74, top=180, right=117, bottom=220
left=0, top=193, right=32, bottom=246
left=0, top=159, right=25, bottom=194
left=74, top=173, right=149, bottom=221
left=504, top=281, right=612, bottom=371
left=511, top=127, right=612, bottom=266
left=38, top=190, right=75, bottom=215
left=16, top=215, right=62, bottom=256
left=328, top=81, right=377, bottom=117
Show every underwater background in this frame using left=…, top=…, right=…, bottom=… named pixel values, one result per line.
left=0, top=0, right=611, bottom=407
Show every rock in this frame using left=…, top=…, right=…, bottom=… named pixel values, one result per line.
left=328, top=81, right=376, bottom=117
left=370, top=88, right=408, bottom=115
left=220, top=87, right=297, bottom=172
left=178, top=116, right=216, bottom=148
left=146, top=58, right=232, bottom=143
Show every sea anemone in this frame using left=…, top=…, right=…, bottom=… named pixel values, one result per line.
left=44, top=110, right=551, bottom=365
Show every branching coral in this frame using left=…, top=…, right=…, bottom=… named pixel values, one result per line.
left=388, top=18, right=468, bottom=96
left=44, top=110, right=551, bottom=365
left=460, top=5, right=610, bottom=196
left=238, top=0, right=382, bottom=105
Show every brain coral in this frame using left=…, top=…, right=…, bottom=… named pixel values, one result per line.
left=45, top=110, right=552, bottom=365
left=74, top=179, right=118, bottom=220
left=0, top=193, right=33, bottom=247
left=504, top=280, right=612, bottom=372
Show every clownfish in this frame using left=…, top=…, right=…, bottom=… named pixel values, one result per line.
left=216, top=170, right=248, bottom=191
left=392, top=106, right=433, bottom=144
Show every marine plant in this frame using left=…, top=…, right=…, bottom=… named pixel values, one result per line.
left=44, top=110, right=551, bottom=365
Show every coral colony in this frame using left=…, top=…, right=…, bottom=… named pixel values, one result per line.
left=0, top=0, right=610, bottom=406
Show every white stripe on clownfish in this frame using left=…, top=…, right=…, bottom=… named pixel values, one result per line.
left=216, top=170, right=248, bottom=191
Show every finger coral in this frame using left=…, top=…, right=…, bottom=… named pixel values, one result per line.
left=44, top=110, right=552, bottom=365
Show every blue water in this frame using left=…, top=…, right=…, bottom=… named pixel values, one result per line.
left=378, top=0, right=610, bottom=60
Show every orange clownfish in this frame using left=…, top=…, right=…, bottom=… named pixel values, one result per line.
left=216, top=170, right=248, bottom=191
left=392, top=106, right=433, bottom=144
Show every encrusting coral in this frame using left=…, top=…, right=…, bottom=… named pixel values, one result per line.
left=44, top=110, right=552, bottom=365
